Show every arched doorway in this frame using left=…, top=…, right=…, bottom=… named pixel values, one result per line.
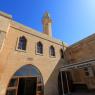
left=6, top=65, right=44, bottom=95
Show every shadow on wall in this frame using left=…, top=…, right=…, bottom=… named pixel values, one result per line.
left=44, top=59, right=66, bottom=95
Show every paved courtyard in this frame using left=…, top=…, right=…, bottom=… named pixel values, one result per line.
left=71, top=92, right=95, bottom=95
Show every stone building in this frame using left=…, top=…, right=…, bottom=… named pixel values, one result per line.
left=0, top=11, right=95, bottom=95
left=0, top=11, right=67, bottom=95
left=59, top=33, right=95, bottom=95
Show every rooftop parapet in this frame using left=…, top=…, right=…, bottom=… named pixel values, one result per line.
left=0, top=11, right=12, bottom=19
left=0, top=11, right=12, bottom=32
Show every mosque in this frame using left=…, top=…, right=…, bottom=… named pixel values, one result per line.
left=0, top=11, right=95, bottom=95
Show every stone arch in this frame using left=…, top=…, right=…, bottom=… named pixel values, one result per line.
left=5, top=64, right=44, bottom=95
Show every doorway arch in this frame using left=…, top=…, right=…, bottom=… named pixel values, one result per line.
left=6, top=64, right=44, bottom=95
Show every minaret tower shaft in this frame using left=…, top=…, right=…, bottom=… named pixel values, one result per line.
left=42, top=12, right=52, bottom=37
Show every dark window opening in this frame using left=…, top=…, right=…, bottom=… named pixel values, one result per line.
left=37, top=42, right=43, bottom=54
left=18, top=36, right=27, bottom=50
left=50, top=46, right=55, bottom=56
left=60, top=49, right=64, bottom=59
left=6, top=89, right=16, bottom=95
left=8, top=78, right=18, bottom=87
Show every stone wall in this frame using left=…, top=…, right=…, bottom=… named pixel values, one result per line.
left=64, top=33, right=95, bottom=89
left=64, top=34, right=95, bottom=64
left=0, top=11, right=67, bottom=95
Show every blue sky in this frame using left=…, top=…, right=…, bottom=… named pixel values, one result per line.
left=0, top=0, right=95, bottom=45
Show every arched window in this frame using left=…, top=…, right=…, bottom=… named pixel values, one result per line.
left=60, top=49, right=64, bottom=58
left=37, top=42, right=43, bottom=54
left=50, top=46, right=55, bottom=56
left=18, top=36, right=27, bottom=50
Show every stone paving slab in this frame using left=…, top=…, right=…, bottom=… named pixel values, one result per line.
left=71, top=92, right=95, bottom=95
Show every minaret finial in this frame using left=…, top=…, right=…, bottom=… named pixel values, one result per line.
left=43, top=11, right=51, bottom=19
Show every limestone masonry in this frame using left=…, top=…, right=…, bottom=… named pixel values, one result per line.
left=0, top=11, right=95, bottom=95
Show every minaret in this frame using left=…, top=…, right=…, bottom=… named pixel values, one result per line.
left=42, top=12, right=52, bottom=37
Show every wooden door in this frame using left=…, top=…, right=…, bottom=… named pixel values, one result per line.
left=17, top=77, right=37, bottom=95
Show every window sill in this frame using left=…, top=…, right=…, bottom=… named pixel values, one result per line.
left=36, top=52, right=43, bottom=56
left=15, top=48, right=26, bottom=53
left=49, top=55, right=56, bottom=58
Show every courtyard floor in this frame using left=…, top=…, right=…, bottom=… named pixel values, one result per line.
left=71, top=92, right=95, bottom=95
